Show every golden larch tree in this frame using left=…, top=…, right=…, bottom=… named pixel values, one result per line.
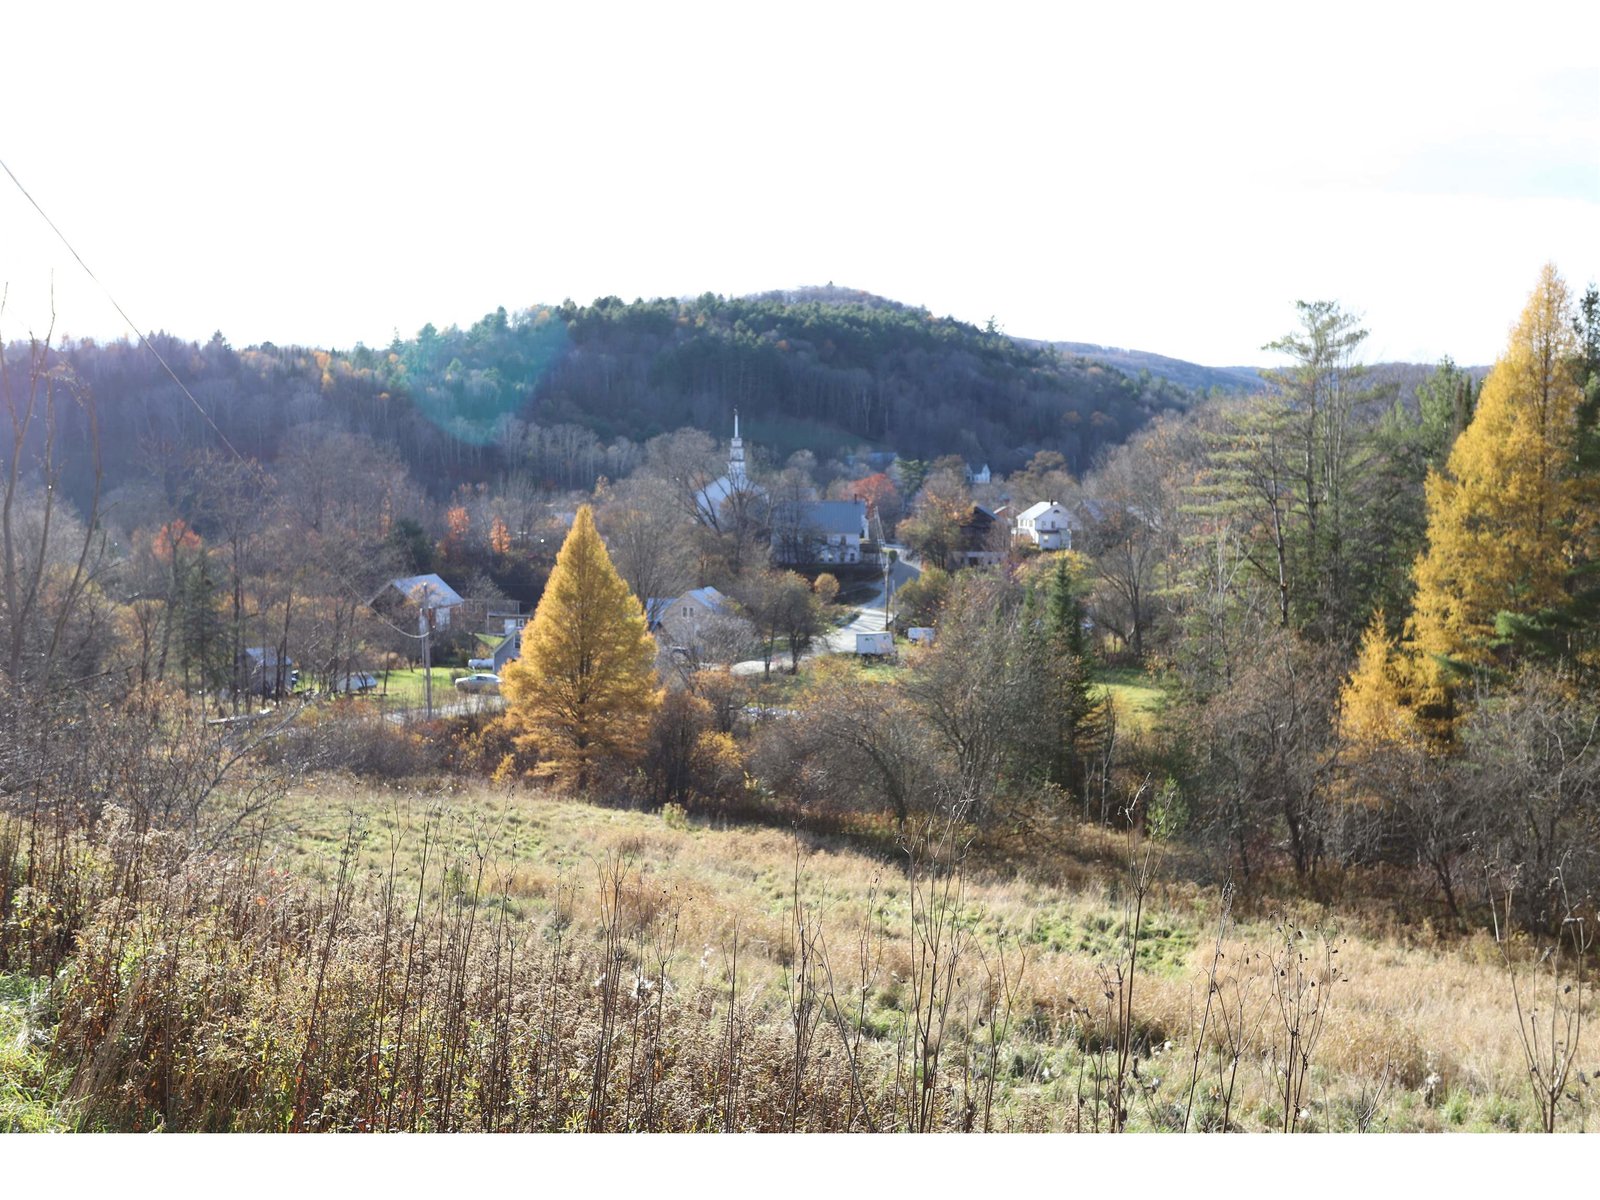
left=502, top=505, right=660, bottom=791
left=1337, top=610, right=1416, bottom=751
left=1406, top=263, right=1588, bottom=727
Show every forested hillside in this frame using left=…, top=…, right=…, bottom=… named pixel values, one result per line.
left=16, top=288, right=1203, bottom=522
left=373, top=287, right=1197, bottom=469
left=1045, top=340, right=1268, bottom=394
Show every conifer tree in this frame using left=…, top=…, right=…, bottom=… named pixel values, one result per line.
left=1406, top=264, right=1590, bottom=729
left=1024, top=553, right=1100, bottom=799
left=1337, top=610, right=1415, bottom=750
left=502, top=505, right=661, bottom=791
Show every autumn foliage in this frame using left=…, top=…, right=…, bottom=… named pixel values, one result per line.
left=150, top=520, right=201, bottom=563
left=1340, top=264, right=1597, bottom=744
left=1408, top=266, right=1587, bottom=685
left=1337, top=611, right=1416, bottom=750
left=846, top=472, right=899, bottom=520
left=501, top=506, right=660, bottom=791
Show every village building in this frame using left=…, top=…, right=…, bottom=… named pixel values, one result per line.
left=238, top=645, right=293, bottom=696
left=1014, top=501, right=1078, bottom=551
left=372, top=573, right=465, bottom=631
left=646, top=586, right=732, bottom=652
left=469, top=627, right=523, bottom=674
left=954, top=504, right=1007, bottom=567
left=771, top=499, right=871, bottom=565
left=695, top=412, right=765, bottom=524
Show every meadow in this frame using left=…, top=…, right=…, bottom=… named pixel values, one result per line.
left=249, top=777, right=1589, bottom=1134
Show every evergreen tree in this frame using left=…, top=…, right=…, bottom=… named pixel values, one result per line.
left=1412, top=356, right=1479, bottom=468
left=1262, top=301, right=1383, bottom=639
left=1030, top=554, right=1100, bottom=801
left=502, top=506, right=661, bottom=791
left=174, top=551, right=227, bottom=697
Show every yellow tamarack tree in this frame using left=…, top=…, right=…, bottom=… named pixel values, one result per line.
left=1338, top=610, right=1417, bottom=752
left=1404, top=263, right=1587, bottom=733
left=502, top=505, right=661, bottom=791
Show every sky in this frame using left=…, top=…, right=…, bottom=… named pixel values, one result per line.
left=1, top=1, right=1596, bottom=368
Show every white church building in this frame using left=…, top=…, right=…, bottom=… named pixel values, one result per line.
left=695, top=411, right=765, bottom=524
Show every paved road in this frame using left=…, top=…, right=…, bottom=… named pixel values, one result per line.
left=382, top=694, right=505, bottom=723
left=732, top=548, right=922, bottom=676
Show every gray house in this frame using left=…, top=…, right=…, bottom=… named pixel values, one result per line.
left=239, top=646, right=293, bottom=696
left=646, top=587, right=730, bottom=649
left=771, top=499, right=871, bottom=565
left=372, top=573, right=465, bottom=631
left=471, top=627, right=523, bottom=673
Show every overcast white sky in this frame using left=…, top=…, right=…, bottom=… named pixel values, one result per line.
left=2, top=1, right=1596, bottom=367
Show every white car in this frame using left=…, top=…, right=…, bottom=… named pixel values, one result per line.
left=453, top=672, right=502, bottom=695
left=332, top=671, right=378, bottom=694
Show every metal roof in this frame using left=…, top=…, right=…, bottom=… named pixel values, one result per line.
left=386, top=573, right=464, bottom=609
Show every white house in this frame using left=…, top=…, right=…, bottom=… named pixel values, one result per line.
left=771, top=499, right=870, bottom=565
left=646, top=586, right=731, bottom=651
left=1014, top=501, right=1078, bottom=551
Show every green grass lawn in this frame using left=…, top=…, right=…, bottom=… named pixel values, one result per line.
left=1094, top=665, right=1167, bottom=731
left=372, top=667, right=467, bottom=707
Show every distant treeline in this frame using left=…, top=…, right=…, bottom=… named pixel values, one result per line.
left=11, top=288, right=1205, bottom=516
left=34, top=333, right=490, bottom=513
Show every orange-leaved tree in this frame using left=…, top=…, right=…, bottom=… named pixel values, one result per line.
left=502, top=505, right=661, bottom=791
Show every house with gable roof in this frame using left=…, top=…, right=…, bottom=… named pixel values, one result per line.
left=770, top=499, right=871, bottom=566
left=645, top=586, right=734, bottom=653
left=1013, top=501, right=1079, bottom=551
left=372, top=572, right=465, bottom=630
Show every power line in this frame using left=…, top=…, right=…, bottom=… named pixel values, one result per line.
left=0, top=154, right=242, bottom=459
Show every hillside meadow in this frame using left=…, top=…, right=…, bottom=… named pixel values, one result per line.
left=171, top=777, right=1589, bottom=1133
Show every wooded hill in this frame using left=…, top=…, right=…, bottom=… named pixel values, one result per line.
left=1044, top=339, right=1268, bottom=394
left=372, top=286, right=1199, bottom=471
left=20, top=288, right=1476, bottom=526
left=17, top=287, right=1216, bottom=518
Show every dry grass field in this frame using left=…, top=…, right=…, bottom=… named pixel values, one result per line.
left=263, top=778, right=1595, bottom=1133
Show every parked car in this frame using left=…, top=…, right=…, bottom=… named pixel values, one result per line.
left=454, top=672, right=501, bottom=695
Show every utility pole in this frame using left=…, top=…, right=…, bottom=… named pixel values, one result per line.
left=421, top=604, right=434, bottom=720
left=410, top=580, right=440, bottom=721
left=884, top=548, right=897, bottom=631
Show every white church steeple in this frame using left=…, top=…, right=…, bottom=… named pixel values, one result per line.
left=727, top=409, right=747, bottom=488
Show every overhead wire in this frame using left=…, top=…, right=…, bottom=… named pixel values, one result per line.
left=0, top=153, right=243, bottom=460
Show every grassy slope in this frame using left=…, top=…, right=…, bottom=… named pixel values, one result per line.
left=1094, top=666, right=1167, bottom=732
left=270, top=779, right=1573, bottom=1132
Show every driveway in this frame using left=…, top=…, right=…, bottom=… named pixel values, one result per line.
left=731, top=548, right=921, bottom=676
